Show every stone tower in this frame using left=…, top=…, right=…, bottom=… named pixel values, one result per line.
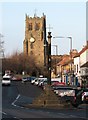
left=23, top=13, right=47, bottom=68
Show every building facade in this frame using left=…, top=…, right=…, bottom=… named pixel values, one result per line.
left=80, top=43, right=88, bottom=87
left=74, top=55, right=81, bottom=85
left=23, top=13, right=48, bottom=68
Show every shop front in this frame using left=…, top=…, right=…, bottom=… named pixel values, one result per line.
left=80, top=66, right=88, bottom=87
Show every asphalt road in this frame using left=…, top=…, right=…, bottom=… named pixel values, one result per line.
left=2, top=81, right=88, bottom=119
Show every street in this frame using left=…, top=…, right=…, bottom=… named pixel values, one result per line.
left=2, top=81, right=88, bottom=119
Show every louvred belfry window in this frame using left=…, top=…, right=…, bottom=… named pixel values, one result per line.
left=28, top=23, right=32, bottom=30
left=35, top=23, right=40, bottom=30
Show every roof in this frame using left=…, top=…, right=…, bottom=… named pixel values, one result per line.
left=62, top=59, right=73, bottom=66
left=73, top=53, right=80, bottom=58
left=79, top=45, right=88, bottom=55
left=57, top=56, right=71, bottom=66
left=73, top=44, right=88, bottom=58
left=3, top=75, right=11, bottom=78
left=81, top=61, right=88, bottom=67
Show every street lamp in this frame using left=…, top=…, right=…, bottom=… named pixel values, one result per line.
left=52, top=45, right=58, bottom=76
left=53, top=36, right=73, bottom=83
left=52, top=45, right=58, bottom=55
left=53, top=36, right=72, bottom=54
left=67, top=37, right=72, bottom=73
left=53, top=36, right=72, bottom=62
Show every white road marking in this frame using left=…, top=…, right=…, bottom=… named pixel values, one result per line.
left=11, top=94, right=20, bottom=107
left=16, top=94, right=20, bottom=100
left=13, top=116, right=23, bottom=120
left=1, top=111, right=7, bottom=115
left=11, top=94, right=87, bottom=119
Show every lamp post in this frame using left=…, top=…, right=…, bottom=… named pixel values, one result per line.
left=53, top=36, right=73, bottom=83
left=67, top=37, right=72, bottom=71
left=52, top=45, right=58, bottom=76
left=53, top=36, right=72, bottom=54
left=52, top=45, right=58, bottom=55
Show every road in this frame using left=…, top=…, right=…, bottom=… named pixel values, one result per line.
left=2, top=81, right=88, bottom=119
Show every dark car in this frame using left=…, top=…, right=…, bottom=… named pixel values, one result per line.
left=52, top=86, right=83, bottom=107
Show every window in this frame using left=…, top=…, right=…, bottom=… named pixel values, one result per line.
left=35, top=23, right=40, bottom=30
left=30, top=43, right=33, bottom=49
left=28, top=23, right=32, bottom=30
left=77, top=64, right=78, bottom=73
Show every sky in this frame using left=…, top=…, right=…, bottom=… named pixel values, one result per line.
left=0, top=1, right=87, bottom=56
left=86, top=1, right=88, bottom=40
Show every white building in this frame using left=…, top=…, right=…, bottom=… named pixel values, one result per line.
left=74, top=55, right=81, bottom=85
left=80, top=44, right=88, bottom=82
left=73, top=42, right=88, bottom=86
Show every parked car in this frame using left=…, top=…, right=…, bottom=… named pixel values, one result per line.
left=51, top=78, right=61, bottom=82
left=30, top=76, right=36, bottom=81
left=22, top=76, right=36, bottom=83
left=34, top=78, right=40, bottom=85
left=52, top=86, right=82, bottom=107
left=41, top=81, right=48, bottom=89
left=31, top=77, right=47, bottom=85
left=38, top=78, right=47, bottom=87
left=12, top=76, right=22, bottom=81
left=2, top=75, right=11, bottom=86
left=51, top=81, right=65, bottom=86
left=31, top=78, right=38, bottom=84
left=11, top=76, right=17, bottom=81
left=22, top=77, right=28, bottom=83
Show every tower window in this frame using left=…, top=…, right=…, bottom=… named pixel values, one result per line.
left=28, top=23, right=32, bottom=30
left=35, top=23, right=40, bottom=30
left=41, top=31, right=43, bottom=39
left=30, top=43, right=33, bottom=49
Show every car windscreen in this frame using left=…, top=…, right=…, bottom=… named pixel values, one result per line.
left=56, top=89, right=75, bottom=97
left=53, top=87, right=80, bottom=96
left=3, top=78, right=10, bottom=80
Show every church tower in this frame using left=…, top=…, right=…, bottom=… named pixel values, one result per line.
left=23, top=13, right=47, bottom=68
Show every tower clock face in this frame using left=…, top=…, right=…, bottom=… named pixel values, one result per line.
left=30, top=37, right=35, bottom=43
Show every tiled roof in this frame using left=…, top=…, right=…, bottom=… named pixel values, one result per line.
left=79, top=45, right=88, bottom=55
left=57, top=56, right=71, bottom=66
left=73, top=53, right=80, bottom=58
left=73, top=44, right=88, bottom=58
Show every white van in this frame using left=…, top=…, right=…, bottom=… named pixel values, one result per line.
left=2, top=75, right=11, bottom=85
